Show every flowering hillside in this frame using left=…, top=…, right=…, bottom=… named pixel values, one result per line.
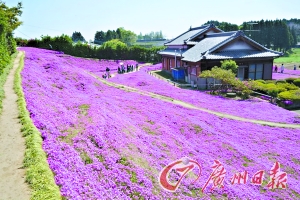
left=108, top=67, right=300, bottom=124
left=20, top=47, right=300, bottom=199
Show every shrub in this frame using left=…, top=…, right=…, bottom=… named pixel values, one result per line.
left=200, top=67, right=254, bottom=99
left=255, top=80, right=266, bottom=84
left=285, top=77, right=297, bottom=84
left=275, top=79, right=286, bottom=84
left=220, top=60, right=238, bottom=74
left=267, top=88, right=279, bottom=97
left=265, top=80, right=274, bottom=84
left=276, top=82, right=298, bottom=90
left=278, top=90, right=300, bottom=103
left=293, top=79, right=300, bottom=87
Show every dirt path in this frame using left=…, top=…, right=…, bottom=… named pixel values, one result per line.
left=86, top=71, right=300, bottom=129
left=0, top=51, right=30, bottom=200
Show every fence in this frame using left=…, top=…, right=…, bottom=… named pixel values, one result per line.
left=147, top=68, right=228, bottom=90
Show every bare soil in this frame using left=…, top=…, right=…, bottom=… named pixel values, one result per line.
left=0, top=51, right=30, bottom=200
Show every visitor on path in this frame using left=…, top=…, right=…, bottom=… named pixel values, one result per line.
left=274, top=65, right=278, bottom=73
left=294, top=65, right=297, bottom=70
left=102, top=73, right=107, bottom=79
left=281, top=64, right=284, bottom=73
left=136, top=63, right=139, bottom=71
left=122, top=65, right=125, bottom=73
left=106, top=67, right=110, bottom=78
left=118, top=66, right=121, bottom=74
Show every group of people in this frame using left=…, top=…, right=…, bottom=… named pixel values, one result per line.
left=274, top=64, right=300, bottom=73
left=102, top=67, right=111, bottom=79
left=102, top=64, right=139, bottom=79
left=118, top=64, right=139, bottom=74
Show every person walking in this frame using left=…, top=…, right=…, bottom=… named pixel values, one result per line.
left=281, top=64, right=284, bottom=73
left=136, top=63, right=139, bottom=71
left=106, top=67, right=110, bottom=78
left=294, top=65, right=297, bottom=70
left=274, top=65, right=278, bottom=73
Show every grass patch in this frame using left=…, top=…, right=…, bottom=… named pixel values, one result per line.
left=117, top=157, right=130, bottom=166
left=292, top=157, right=300, bottom=165
left=78, top=104, right=90, bottom=116
left=128, top=170, right=138, bottom=183
left=59, top=124, right=85, bottom=145
left=292, top=190, right=300, bottom=198
left=142, top=126, right=157, bottom=135
left=14, top=51, right=62, bottom=199
left=95, top=154, right=104, bottom=162
left=274, top=48, right=300, bottom=65
left=0, top=52, right=18, bottom=114
left=79, top=151, right=93, bottom=165
left=153, top=70, right=173, bottom=80
left=193, top=125, right=202, bottom=134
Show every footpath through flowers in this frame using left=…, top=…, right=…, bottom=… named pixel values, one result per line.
left=20, top=47, right=300, bottom=199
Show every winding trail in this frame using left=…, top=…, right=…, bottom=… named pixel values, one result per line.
left=86, top=71, right=300, bottom=129
left=0, top=51, right=30, bottom=200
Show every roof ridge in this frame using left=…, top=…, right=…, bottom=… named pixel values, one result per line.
left=165, top=25, right=210, bottom=45
left=190, top=24, right=210, bottom=30
left=205, top=32, right=237, bottom=52
left=206, top=31, right=238, bottom=36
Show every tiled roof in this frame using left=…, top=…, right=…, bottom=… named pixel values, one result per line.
left=181, top=31, right=282, bottom=62
left=165, top=25, right=210, bottom=46
left=186, top=41, right=198, bottom=45
left=158, top=48, right=188, bottom=56
left=181, top=32, right=235, bottom=62
left=205, top=50, right=282, bottom=60
left=161, top=27, right=283, bottom=62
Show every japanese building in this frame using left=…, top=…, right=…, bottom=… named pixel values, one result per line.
left=158, top=24, right=283, bottom=83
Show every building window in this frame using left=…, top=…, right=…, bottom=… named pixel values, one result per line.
left=249, top=64, right=255, bottom=80
left=256, top=64, right=263, bottom=79
left=248, top=64, right=264, bottom=80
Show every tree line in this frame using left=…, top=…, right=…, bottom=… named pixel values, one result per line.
left=241, top=19, right=297, bottom=52
left=94, top=27, right=137, bottom=45
left=17, top=35, right=164, bottom=62
left=204, top=19, right=299, bottom=52
left=0, top=2, right=22, bottom=73
left=137, top=31, right=164, bottom=41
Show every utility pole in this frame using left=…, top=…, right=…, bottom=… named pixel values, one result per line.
left=245, top=22, right=259, bottom=37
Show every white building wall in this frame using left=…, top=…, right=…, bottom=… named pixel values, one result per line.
left=222, top=40, right=255, bottom=50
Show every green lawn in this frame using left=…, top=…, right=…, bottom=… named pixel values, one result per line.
left=274, top=48, right=300, bottom=68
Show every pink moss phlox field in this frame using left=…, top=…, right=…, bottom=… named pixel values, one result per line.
left=21, top=47, right=300, bottom=199
left=272, top=72, right=300, bottom=80
left=109, top=66, right=300, bottom=124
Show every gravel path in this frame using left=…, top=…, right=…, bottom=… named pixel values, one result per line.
left=0, top=51, right=30, bottom=200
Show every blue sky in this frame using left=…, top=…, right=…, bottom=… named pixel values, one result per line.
left=6, top=0, right=299, bottom=41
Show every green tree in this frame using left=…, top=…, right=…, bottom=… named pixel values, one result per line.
left=101, top=39, right=127, bottom=59
left=0, top=1, right=22, bottom=73
left=117, top=27, right=137, bottom=45
left=220, top=60, right=238, bottom=74
left=200, top=67, right=254, bottom=99
left=94, top=31, right=105, bottom=44
left=71, top=31, right=85, bottom=42
left=137, top=32, right=143, bottom=40
left=105, top=30, right=113, bottom=41
left=218, top=22, right=238, bottom=32
left=116, top=28, right=122, bottom=40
